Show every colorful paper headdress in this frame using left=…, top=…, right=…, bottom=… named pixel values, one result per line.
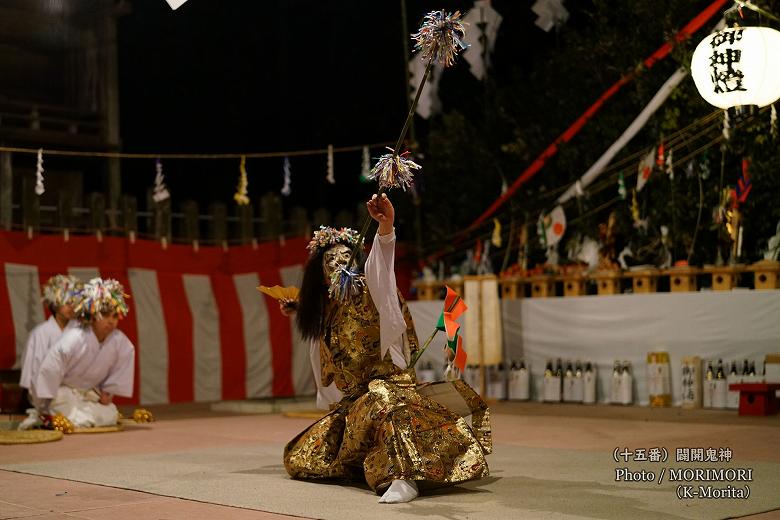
left=306, top=226, right=362, bottom=256
left=42, top=275, right=82, bottom=308
left=74, top=277, right=130, bottom=322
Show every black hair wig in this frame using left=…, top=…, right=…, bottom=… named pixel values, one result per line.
left=295, top=244, right=365, bottom=341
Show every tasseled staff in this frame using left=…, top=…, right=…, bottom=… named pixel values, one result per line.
left=331, top=10, right=467, bottom=301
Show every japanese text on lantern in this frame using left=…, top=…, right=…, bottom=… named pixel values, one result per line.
left=709, top=29, right=747, bottom=94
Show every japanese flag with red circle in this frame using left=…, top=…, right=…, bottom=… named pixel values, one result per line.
left=544, top=205, right=567, bottom=246
left=636, top=147, right=656, bottom=192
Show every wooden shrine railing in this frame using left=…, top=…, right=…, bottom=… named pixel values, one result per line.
left=412, top=261, right=780, bottom=300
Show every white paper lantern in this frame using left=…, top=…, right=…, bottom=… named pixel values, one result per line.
left=691, top=27, right=780, bottom=108
left=165, top=0, right=188, bottom=9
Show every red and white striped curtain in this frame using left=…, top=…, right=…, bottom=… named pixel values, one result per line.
left=0, top=231, right=315, bottom=405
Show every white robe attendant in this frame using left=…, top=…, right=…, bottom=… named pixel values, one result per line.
left=20, top=317, right=66, bottom=390
left=20, top=317, right=80, bottom=411
left=310, top=229, right=411, bottom=409
left=35, top=325, right=135, bottom=427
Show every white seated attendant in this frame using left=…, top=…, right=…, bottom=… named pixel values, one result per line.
left=20, top=275, right=81, bottom=402
left=18, top=275, right=81, bottom=430
left=35, top=278, right=134, bottom=428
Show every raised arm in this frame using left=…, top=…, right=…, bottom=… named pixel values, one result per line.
left=364, top=194, right=408, bottom=368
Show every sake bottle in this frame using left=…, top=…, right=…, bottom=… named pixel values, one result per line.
left=611, top=361, right=622, bottom=404
left=517, top=360, right=530, bottom=401
left=703, top=360, right=714, bottom=408
left=727, top=360, right=740, bottom=409
left=493, top=362, right=506, bottom=400
left=563, top=360, right=575, bottom=402
left=583, top=361, right=597, bottom=404
left=713, top=359, right=727, bottom=409
left=619, top=360, right=633, bottom=405
left=573, top=360, right=584, bottom=403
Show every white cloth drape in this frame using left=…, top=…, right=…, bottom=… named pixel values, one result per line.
left=410, top=290, right=780, bottom=405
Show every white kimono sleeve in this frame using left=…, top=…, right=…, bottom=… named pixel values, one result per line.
left=100, top=338, right=135, bottom=397
left=19, top=328, right=41, bottom=389
left=364, top=228, right=408, bottom=369
left=35, top=341, right=68, bottom=400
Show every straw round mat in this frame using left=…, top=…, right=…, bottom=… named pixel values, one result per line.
left=72, top=423, right=124, bottom=434
left=0, top=430, right=63, bottom=444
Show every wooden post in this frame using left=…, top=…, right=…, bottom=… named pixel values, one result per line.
left=259, top=192, right=282, bottom=241
left=145, top=189, right=154, bottom=236
left=749, top=260, right=780, bottom=290
left=592, top=270, right=622, bottom=295
left=99, top=14, right=122, bottom=221
left=0, top=151, right=12, bottom=230
left=153, top=198, right=171, bottom=242
left=56, top=190, right=74, bottom=233
left=707, top=265, right=742, bottom=291
left=289, top=206, right=309, bottom=238
left=628, top=268, right=659, bottom=294
left=499, top=276, right=522, bottom=299
left=355, top=201, right=368, bottom=227
left=120, top=195, right=138, bottom=236
left=666, top=266, right=698, bottom=293
left=209, top=202, right=227, bottom=245
left=335, top=209, right=354, bottom=229
left=528, top=275, right=555, bottom=298
left=312, top=207, right=331, bottom=229
left=412, top=280, right=439, bottom=300
left=237, top=204, right=254, bottom=245
left=88, top=192, right=106, bottom=234
left=180, top=200, right=199, bottom=242
left=22, top=171, right=41, bottom=234
left=562, top=275, right=586, bottom=297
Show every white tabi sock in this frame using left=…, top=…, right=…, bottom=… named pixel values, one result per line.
left=378, top=479, right=418, bottom=503
left=17, top=408, right=41, bottom=431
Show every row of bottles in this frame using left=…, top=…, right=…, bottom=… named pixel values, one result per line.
left=418, top=356, right=767, bottom=407
left=418, top=362, right=531, bottom=401
left=462, top=363, right=529, bottom=400
left=704, top=358, right=763, bottom=409
left=508, top=361, right=530, bottom=400
left=680, top=357, right=765, bottom=410
left=543, top=359, right=598, bottom=404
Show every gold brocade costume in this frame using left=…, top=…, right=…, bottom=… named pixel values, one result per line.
left=284, top=283, right=492, bottom=492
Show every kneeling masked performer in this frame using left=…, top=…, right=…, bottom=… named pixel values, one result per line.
left=281, top=193, right=491, bottom=503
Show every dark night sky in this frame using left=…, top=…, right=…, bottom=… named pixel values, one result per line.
left=115, top=0, right=548, bottom=214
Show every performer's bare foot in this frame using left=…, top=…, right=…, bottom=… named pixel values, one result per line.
left=378, top=479, right=418, bottom=503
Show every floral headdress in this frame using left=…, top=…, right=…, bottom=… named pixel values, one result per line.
left=42, top=275, right=82, bottom=309
left=74, top=277, right=130, bottom=323
left=306, top=226, right=362, bottom=256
